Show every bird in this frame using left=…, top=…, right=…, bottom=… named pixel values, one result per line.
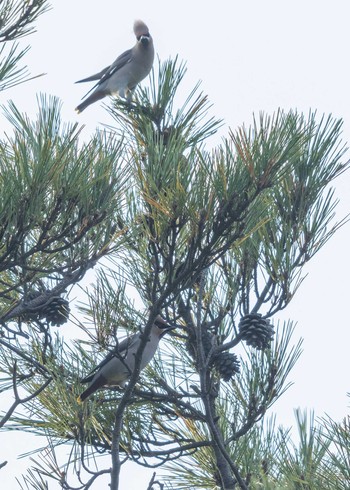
left=75, top=20, right=154, bottom=113
left=77, top=316, right=176, bottom=402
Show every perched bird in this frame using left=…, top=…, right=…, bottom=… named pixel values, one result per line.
left=75, top=20, right=154, bottom=113
left=77, top=316, right=176, bottom=402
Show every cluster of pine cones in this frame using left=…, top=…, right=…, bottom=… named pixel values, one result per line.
left=186, top=313, right=274, bottom=381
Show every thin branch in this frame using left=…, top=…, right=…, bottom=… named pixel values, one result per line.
left=0, top=373, right=51, bottom=428
left=146, top=472, right=164, bottom=490
left=1, top=265, right=89, bottom=323
left=0, top=338, right=49, bottom=376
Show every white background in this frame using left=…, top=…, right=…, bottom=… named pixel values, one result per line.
left=0, top=1, right=349, bottom=488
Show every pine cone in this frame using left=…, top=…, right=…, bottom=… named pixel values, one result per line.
left=239, top=313, right=274, bottom=350
left=41, top=297, right=70, bottom=326
left=212, top=352, right=240, bottom=381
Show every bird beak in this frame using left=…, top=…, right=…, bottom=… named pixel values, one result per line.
left=164, top=324, right=178, bottom=331
left=153, top=315, right=184, bottom=335
left=140, top=35, right=151, bottom=46
left=158, top=324, right=178, bottom=338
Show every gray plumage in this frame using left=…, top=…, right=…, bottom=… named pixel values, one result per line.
left=77, top=316, right=175, bottom=402
left=75, top=20, right=154, bottom=113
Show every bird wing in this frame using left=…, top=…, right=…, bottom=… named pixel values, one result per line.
left=80, top=333, right=139, bottom=384
left=76, top=48, right=133, bottom=100
left=97, top=48, right=133, bottom=85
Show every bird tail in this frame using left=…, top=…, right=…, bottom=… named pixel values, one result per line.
left=76, top=384, right=96, bottom=403
left=75, top=91, right=106, bottom=113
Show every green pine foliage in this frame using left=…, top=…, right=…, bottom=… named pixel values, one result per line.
left=0, top=0, right=49, bottom=91
left=0, top=5, right=349, bottom=489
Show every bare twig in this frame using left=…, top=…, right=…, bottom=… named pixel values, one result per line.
left=0, top=367, right=51, bottom=428
left=146, top=472, right=164, bottom=490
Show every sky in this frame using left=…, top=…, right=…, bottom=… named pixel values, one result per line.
left=1, top=0, right=350, bottom=488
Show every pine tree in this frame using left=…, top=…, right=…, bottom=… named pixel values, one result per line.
left=0, top=3, right=349, bottom=489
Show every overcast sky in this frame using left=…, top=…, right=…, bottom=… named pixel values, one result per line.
left=1, top=1, right=350, bottom=488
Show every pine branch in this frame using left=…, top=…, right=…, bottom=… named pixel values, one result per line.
left=0, top=0, right=50, bottom=42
